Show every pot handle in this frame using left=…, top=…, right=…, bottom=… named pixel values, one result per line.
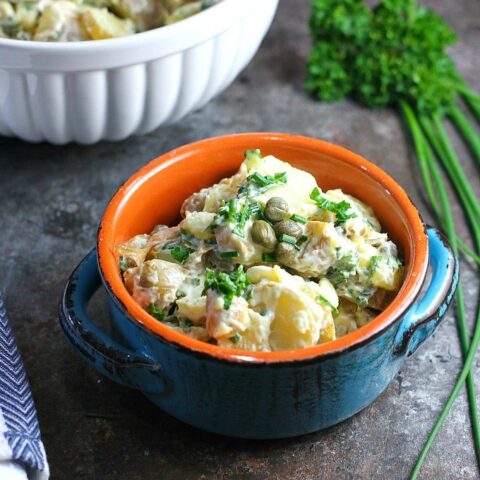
left=59, top=248, right=165, bottom=394
left=394, top=227, right=458, bottom=357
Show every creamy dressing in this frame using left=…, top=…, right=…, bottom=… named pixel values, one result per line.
left=117, top=150, right=403, bottom=352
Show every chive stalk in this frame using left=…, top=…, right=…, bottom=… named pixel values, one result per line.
left=419, top=116, right=480, bottom=222
left=431, top=113, right=480, bottom=215
left=402, top=101, right=480, bottom=478
left=262, top=252, right=276, bottom=262
left=400, top=110, right=479, bottom=266
left=410, top=138, right=480, bottom=479
left=449, top=105, right=480, bottom=166
left=290, top=213, right=308, bottom=224
left=458, top=240, right=480, bottom=265
left=219, top=251, right=239, bottom=258
left=457, top=85, right=480, bottom=103
left=458, top=86, right=480, bottom=124
left=417, top=115, right=480, bottom=265
left=278, top=234, right=297, bottom=245
left=465, top=97, right=480, bottom=125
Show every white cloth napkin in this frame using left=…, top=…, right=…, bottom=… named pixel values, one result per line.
left=0, top=294, right=49, bottom=479
left=0, top=461, right=28, bottom=480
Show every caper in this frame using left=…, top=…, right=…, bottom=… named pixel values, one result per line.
left=264, top=197, right=289, bottom=222
left=274, top=219, right=302, bottom=239
left=275, top=242, right=297, bottom=262
left=251, top=220, right=277, bottom=249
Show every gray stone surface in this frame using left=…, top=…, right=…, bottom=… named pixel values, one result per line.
left=1, top=0, right=479, bottom=478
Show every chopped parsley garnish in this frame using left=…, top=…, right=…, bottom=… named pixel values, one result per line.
left=290, top=213, right=308, bottom=224
left=162, top=230, right=199, bottom=264
left=317, top=295, right=339, bottom=315
left=249, top=201, right=262, bottom=215
left=262, top=252, right=277, bottom=262
left=367, top=255, right=382, bottom=277
left=219, top=251, right=240, bottom=258
left=171, top=245, right=194, bottom=264
left=204, top=265, right=251, bottom=310
left=208, top=199, right=253, bottom=237
left=207, top=203, right=232, bottom=231
left=251, top=171, right=287, bottom=188
left=347, top=287, right=373, bottom=309
left=310, top=187, right=356, bottom=224
left=147, top=303, right=165, bottom=321
left=238, top=171, right=288, bottom=196
left=278, top=233, right=297, bottom=245
left=326, top=252, right=357, bottom=287
left=232, top=201, right=252, bottom=237
left=229, top=333, right=241, bottom=344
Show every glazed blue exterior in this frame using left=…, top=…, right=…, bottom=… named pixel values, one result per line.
left=59, top=227, right=458, bottom=439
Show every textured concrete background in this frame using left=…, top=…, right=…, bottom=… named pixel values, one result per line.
left=1, top=1, right=479, bottom=479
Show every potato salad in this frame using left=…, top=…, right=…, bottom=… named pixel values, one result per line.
left=0, top=0, right=221, bottom=41
left=117, top=150, right=404, bottom=352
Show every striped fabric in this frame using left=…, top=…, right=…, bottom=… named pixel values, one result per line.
left=0, top=293, right=49, bottom=479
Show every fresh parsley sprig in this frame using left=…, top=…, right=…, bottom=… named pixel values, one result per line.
left=306, top=1, right=480, bottom=474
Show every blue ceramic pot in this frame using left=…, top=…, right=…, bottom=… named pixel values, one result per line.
left=59, top=227, right=457, bottom=439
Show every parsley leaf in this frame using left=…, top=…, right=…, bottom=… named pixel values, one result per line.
left=162, top=230, right=199, bottom=264
left=238, top=171, right=287, bottom=197
left=306, top=0, right=460, bottom=114
left=367, top=255, right=382, bottom=277
left=208, top=199, right=253, bottom=237
left=310, top=187, right=356, bottom=224
left=204, top=266, right=251, bottom=310
left=326, top=251, right=357, bottom=287
left=171, top=245, right=194, bottom=264
left=147, top=304, right=165, bottom=321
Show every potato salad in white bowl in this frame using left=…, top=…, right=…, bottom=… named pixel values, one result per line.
left=0, top=0, right=223, bottom=41
left=0, top=0, right=278, bottom=144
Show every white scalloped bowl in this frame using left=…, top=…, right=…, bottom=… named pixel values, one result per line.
left=0, top=0, right=278, bottom=144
